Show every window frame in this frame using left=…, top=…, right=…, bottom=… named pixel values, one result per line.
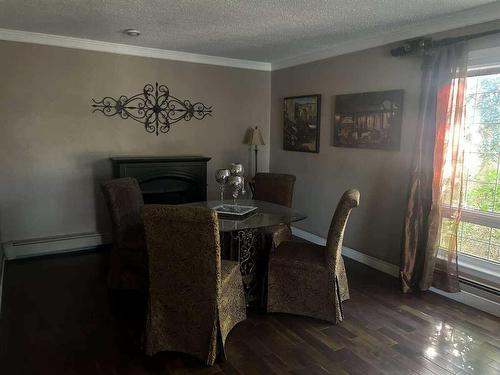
left=438, top=48, right=500, bottom=289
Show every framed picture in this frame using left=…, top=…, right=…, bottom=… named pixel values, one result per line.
left=283, top=94, right=321, bottom=153
left=333, top=90, right=404, bottom=150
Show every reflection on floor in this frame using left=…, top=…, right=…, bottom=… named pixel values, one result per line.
left=0, top=248, right=499, bottom=374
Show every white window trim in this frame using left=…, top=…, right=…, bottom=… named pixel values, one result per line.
left=441, top=50, right=500, bottom=288
left=442, top=205, right=500, bottom=229
left=437, top=247, right=500, bottom=289
left=440, top=205, right=499, bottom=286
left=468, top=45, right=500, bottom=73
left=458, top=253, right=500, bottom=288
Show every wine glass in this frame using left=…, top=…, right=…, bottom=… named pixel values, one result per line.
left=230, top=163, right=244, bottom=176
left=230, top=163, right=246, bottom=196
left=215, top=169, right=230, bottom=204
left=228, top=175, right=243, bottom=206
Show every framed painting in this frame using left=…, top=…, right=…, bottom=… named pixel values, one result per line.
left=283, top=94, right=321, bottom=153
left=333, top=90, right=404, bottom=150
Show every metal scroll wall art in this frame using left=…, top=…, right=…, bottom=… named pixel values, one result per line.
left=91, top=82, right=212, bottom=135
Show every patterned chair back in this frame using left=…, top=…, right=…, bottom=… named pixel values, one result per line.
left=254, top=173, right=296, bottom=208
left=101, top=177, right=145, bottom=249
left=325, top=190, right=360, bottom=275
left=142, top=205, right=222, bottom=358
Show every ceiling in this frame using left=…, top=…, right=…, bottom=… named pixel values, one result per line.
left=0, top=0, right=498, bottom=64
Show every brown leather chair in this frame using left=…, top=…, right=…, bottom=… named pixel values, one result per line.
left=267, top=189, right=360, bottom=324
left=254, top=173, right=296, bottom=248
left=101, top=177, right=147, bottom=291
left=142, top=205, right=246, bottom=366
left=254, top=173, right=296, bottom=207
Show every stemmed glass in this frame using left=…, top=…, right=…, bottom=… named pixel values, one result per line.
left=215, top=169, right=230, bottom=205
left=230, top=163, right=246, bottom=200
left=228, top=175, right=243, bottom=206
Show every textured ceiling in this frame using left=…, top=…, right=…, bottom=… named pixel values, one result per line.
left=0, top=0, right=496, bottom=62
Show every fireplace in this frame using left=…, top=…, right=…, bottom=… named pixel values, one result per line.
left=111, top=156, right=211, bottom=204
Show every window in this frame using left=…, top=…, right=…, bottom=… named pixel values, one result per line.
left=440, top=71, right=500, bottom=267
left=460, top=72, right=500, bottom=263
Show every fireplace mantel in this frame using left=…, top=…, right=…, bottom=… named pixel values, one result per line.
left=110, top=156, right=211, bottom=204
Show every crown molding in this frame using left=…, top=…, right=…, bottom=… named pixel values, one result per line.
left=271, top=2, right=500, bottom=71
left=0, top=28, right=272, bottom=71
left=1, top=2, right=499, bottom=73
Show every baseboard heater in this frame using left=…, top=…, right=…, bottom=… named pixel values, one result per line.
left=2, top=232, right=111, bottom=260
left=459, top=276, right=500, bottom=297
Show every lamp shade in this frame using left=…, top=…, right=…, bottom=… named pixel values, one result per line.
left=245, top=126, right=265, bottom=146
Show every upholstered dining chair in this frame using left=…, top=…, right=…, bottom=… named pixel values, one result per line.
left=267, top=189, right=360, bottom=324
left=101, top=177, right=147, bottom=292
left=253, top=172, right=296, bottom=248
left=142, top=205, right=246, bottom=366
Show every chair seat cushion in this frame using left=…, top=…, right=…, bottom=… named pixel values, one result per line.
left=219, top=260, right=246, bottom=347
left=261, top=224, right=293, bottom=248
left=271, top=240, right=326, bottom=271
left=221, top=260, right=241, bottom=288
left=260, top=224, right=289, bottom=236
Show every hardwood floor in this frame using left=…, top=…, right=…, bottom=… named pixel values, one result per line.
left=0, top=249, right=499, bottom=374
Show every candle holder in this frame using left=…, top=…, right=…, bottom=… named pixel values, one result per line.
left=228, top=175, right=243, bottom=206
left=215, top=168, right=231, bottom=204
left=215, top=163, right=246, bottom=206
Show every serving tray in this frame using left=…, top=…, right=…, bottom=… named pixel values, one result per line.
left=213, top=204, right=258, bottom=219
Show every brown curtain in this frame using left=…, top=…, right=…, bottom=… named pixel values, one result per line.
left=400, top=42, right=468, bottom=293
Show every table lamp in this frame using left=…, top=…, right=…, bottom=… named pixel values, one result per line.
left=245, top=126, right=265, bottom=177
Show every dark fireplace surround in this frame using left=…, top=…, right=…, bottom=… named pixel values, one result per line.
left=111, top=156, right=211, bottom=204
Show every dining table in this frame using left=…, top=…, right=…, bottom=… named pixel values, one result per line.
left=184, top=199, right=307, bottom=306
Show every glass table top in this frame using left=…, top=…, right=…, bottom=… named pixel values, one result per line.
left=184, top=199, right=307, bottom=232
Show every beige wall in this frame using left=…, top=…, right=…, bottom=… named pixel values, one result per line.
left=1, top=21, right=499, bottom=261
left=270, top=46, right=421, bottom=265
left=270, top=21, right=500, bottom=266
left=0, top=41, right=271, bottom=243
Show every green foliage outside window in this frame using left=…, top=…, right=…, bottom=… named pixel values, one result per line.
left=441, top=73, right=500, bottom=263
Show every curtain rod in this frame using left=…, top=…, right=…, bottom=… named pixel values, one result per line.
left=390, top=28, right=500, bottom=57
